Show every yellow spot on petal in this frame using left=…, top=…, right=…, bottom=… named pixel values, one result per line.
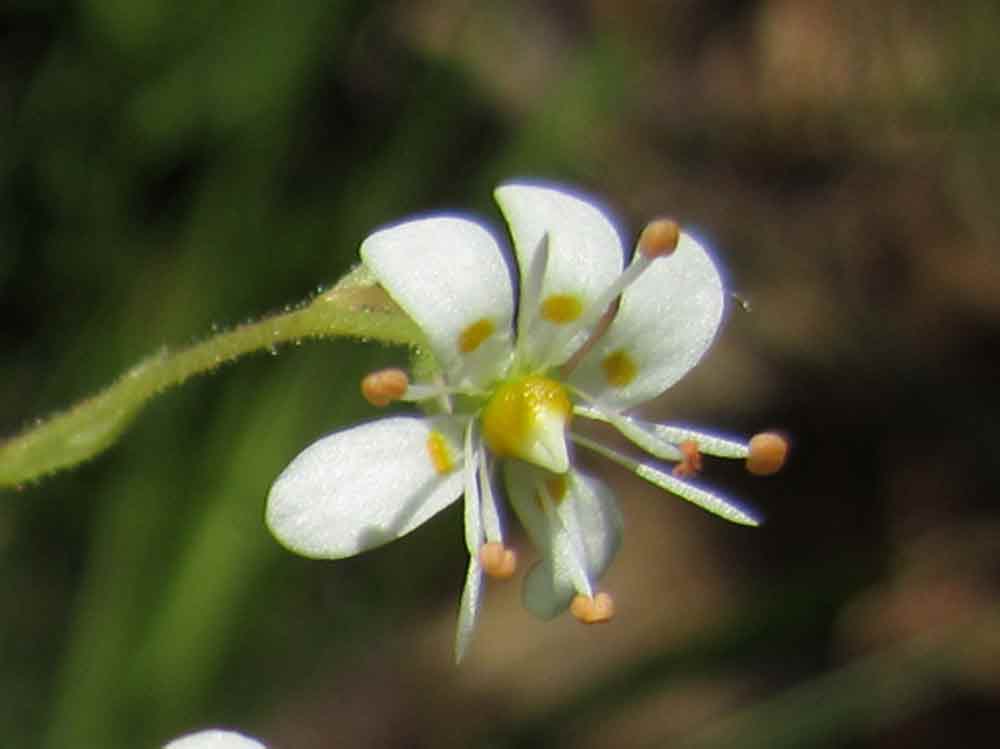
left=545, top=476, right=567, bottom=503
left=482, top=376, right=572, bottom=466
left=426, top=430, right=456, bottom=474
left=535, top=474, right=569, bottom=509
left=540, top=294, right=583, bottom=324
left=458, top=318, right=495, bottom=353
left=601, top=349, right=638, bottom=387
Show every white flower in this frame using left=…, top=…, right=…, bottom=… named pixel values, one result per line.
left=267, top=182, right=786, bottom=662
left=164, top=729, right=267, bottom=749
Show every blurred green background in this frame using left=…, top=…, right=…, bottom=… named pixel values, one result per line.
left=2, top=1, right=999, bottom=747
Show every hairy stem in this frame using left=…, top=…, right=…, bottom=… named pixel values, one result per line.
left=0, top=269, right=422, bottom=488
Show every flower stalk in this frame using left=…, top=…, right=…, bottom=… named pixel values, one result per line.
left=0, top=267, right=423, bottom=488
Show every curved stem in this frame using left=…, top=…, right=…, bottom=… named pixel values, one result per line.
left=0, top=269, right=423, bottom=488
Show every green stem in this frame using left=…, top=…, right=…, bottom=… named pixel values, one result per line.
left=0, top=268, right=422, bottom=488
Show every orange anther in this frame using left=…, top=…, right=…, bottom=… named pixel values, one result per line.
left=746, top=432, right=788, bottom=476
left=570, top=592, right=615, bottom=624
left=638, top=218, right=680, bottom=258
left=478, top=542, right=517, bottom=580
left=360, top=368, right=409, bottom=407
left=672, top=440, right=703, bottom=478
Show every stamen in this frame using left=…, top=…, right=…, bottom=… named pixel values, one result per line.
left=648, top=423, right=749, bottom=459
left=515, top=234, right=550, bottom=356
left=746, top=432, right=788, bottom=476
left=478, top=455, right=503, bottom=542
left=570, top=592, right=615, bottom=624
left=571, top=432, right=760, bottom=526
left=537, top=482, right=594, bottom=598
left=672, top=440, right=703, bottom=478
left=571, top=401, right=684, bottom=462
left=558, top=299, right=618, bottom=376
left=637, top=218, right=680, bottom=258
left=361, top=368, right=409, bottom=407
left=478, top=542, right=517, bottom=579
left=537, top=219, right=684, bottom=371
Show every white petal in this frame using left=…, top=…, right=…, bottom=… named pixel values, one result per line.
left=267, top=417, right=465, bottom=558
left=570, top=232, right=725, bottom=409
left=505, top=464, right=623, bottom=619
left=454, top=558, right=483, bottom=663
left=494, top=183, right=624, bottom=367
left=360, top=216, right=515, bottom=386
left=502, top=461, right=550, bottom=552
left=559, top=472, right=624, bottom=580
left=164, top=730, right=266, bottom=749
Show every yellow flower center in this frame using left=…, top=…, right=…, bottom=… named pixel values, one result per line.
left=481, top=375, right=573, bottom=473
